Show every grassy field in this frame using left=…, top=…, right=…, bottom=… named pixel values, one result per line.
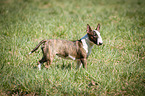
left=0, top=0, right=145, bottom=95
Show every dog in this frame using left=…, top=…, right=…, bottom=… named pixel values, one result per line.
left=29, top=24, right=103, bottom=70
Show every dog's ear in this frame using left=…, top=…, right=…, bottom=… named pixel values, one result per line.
left=87, top=24, right=92, bottom=33
left=96, top=23, right=100, bottom=32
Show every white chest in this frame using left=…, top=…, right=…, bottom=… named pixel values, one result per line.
left=81, top=35, right=94, bottom=57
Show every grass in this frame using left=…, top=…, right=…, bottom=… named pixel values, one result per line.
left=0, top=0, right=145, bottom=95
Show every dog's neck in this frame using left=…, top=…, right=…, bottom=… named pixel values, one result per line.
left=81, top=34, right=94, bottom=57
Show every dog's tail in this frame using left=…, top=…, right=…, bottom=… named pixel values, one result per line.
left=29, top=40, right=47, bottom=55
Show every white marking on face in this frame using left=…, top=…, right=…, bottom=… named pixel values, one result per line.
left=93, top=30, right=103, bottom=45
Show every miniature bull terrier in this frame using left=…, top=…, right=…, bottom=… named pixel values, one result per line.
left=29, top=24, right=103, bottom=70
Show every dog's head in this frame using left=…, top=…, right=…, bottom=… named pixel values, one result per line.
left=87, top=24, right=103, bottom=45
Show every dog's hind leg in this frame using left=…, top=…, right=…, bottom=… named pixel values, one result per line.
left=76, top=60, right=82, bottom=69
left=45, top=54, right=55, bottom=69
left=37, top=45, right=47, bottom=70
left=81, top=58, right=87, bottom=69
left=38, top=63, right=41, bottom=70
left=45, top=43, right=55, bottom=69
left=38, top=57, right=46, bottom=70
left=45, top=60, right=51, bottom=69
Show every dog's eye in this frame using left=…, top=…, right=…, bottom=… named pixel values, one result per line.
left=93, top=31, right=98, bottom=36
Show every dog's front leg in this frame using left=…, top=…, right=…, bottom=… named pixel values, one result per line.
left=76, top=60, right=82, bottom=69
left=81, top=58, right=87, bottom=69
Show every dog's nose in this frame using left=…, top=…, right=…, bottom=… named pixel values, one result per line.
left=99, top=42, right=103, bottom=45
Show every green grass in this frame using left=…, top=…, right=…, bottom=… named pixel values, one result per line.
left=0, top=0, right=145, bottom=95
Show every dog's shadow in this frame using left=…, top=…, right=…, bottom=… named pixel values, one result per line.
left=33, top=61, right=74, bottom=70
left=61, top=63, right=72, bottom=70
left=55, top=61, right=73, bottom=70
